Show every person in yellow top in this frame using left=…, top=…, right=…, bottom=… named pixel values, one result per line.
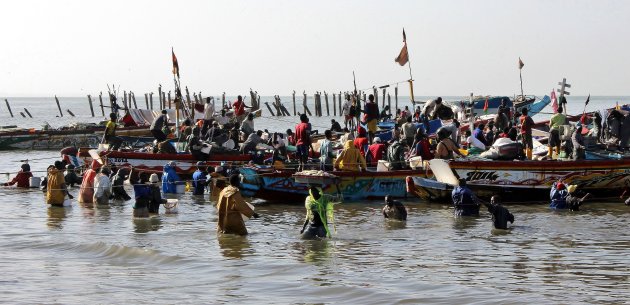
left=46, top=161, right=72, bottom=206
left=216, top=174, right=260, bottom=235
left=300, top=186, right=337, bottom=239
left=334, top=140, right=367, bottom=172
left=103, top=113, right=123, bottom=151
left=548, top=105, right=567, bottom=157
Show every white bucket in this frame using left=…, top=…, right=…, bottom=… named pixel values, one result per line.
left=175, top=184, right=186, bottom=194
left=409, top=156, right=423, bottom=170
left=29, top=176, right=41, bottom=188
left=63, top=199, right=72, bottom=207
left=201, top=144, right=211, bottom=154
left=164, top=199, right=179, bottom=214
left=377, top=160, right=391, bottom=172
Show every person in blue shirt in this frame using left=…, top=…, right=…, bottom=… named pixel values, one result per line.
left=192, top=161, right=208, bottom=195
left=132, top=171, right=151, bottom=218
left=473, top=123, right=489, bottom=147
left=162, top=161, right=182, bottom=194
left=550, top=182, right=591, bottom=211
left=452, top=178, right=480, bottom=216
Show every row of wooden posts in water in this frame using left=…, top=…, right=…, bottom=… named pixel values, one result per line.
left=3, top=85, right=406, bottom=119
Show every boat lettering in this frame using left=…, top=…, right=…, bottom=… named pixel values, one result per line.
left=466, top=171, right=499, bottom=181
left=108, top=157, right=129, bottom=163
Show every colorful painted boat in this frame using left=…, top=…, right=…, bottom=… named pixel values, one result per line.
left=0, top=125, right=105, bottom=150
left=407, top=158, right=630, bottom=203
left=239, top=166, right=425, bottom=202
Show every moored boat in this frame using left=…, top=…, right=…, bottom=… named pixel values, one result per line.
left=407, top=158, right=630, bottom=203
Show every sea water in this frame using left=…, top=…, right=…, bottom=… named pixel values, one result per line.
left=0, top=96, right=629, bottom=304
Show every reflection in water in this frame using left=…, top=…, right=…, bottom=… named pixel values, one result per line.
left=46, top=205, right=68, bottom=230
left=384, top=220, right=407, bottom=230
left=452, top=216, right=480, bottom=232
left=133, top=216, right=162, bottom=233
left=217, top=234, right=251, bottom=259
left=295, top=240, right=332, bottom=265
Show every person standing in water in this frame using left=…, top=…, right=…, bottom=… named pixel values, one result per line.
left=482, top=196, right=514, bottom=229
left=216, top=174, right=259, bottom=235
left=382, top=195, right=407, bottom=221
left=452, top=178, right=480, bottom=216
left=93, top=167, right=112, bottom=205
left=46, top=161, right=73, bottom=206
left=300, top=186, right=337, bottom=239
left=2, top=163, right=32, bottom=188
left=192, top=161, right=209, bottom=195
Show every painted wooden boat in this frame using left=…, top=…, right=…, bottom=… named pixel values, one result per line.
left=407, top=158, right=630, bottom=203
left=239, top=166, right=426, bottom=202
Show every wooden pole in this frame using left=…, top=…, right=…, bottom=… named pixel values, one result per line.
left=222, top=92, right=226, bottom=109
left=333, top=93, right=337, bottom=116
left=54, top=96, right=63, bottom=117
left=168, top=91, right=172, bottom=109
left=292, top=90, right=296, bottom=115
left=265, top=102, right=276, bottom=116
left=87, top=95, right=95, bottom=117
left=131, top=92, right=138, bottom=109
left=339, top=92, right=342, bottom=114
left=149, top=93, right=154, bottom=110
left=20, top=112, right=26, bottom=118
left=4, top=99, right=14, bottom=117
left=66, top=109, right=75, bottom=117
left=324, top=92, right=330, bottom=116
left=122, top=91, right=128, bottom=110
left=382, top=88, right=386, bottom=109
left=144, top=93, right=149, bottom=109
left=395, top=86, right=399, bottom=113
left=158, top=85, right=163, bottom=110
left=387, top=93, right=391, bottom=116
left=98, top=92, right=105, bottom=116
left=302, top=91, right=307, bottom=114
left=161, top=92, right=166, bottom=109
left=23, top=108, right=32, bottom=118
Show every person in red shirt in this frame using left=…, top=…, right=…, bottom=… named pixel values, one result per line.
left=2, top=163, right=33, bottom=188
left=295, top=114, right=312, bottom=171
left=232, top=95, right=251, bottom=117
left=354, top=128, right=369, bottom=157
left=519, top=108, right=535, bottom=160
left=367, top=137, right=387, bottom=166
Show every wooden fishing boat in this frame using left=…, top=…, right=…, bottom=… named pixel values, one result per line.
left=239, top=166, right=426, bottom=202
left=93, top=150, right=252, bottom=176
left=407, top=158, right=630, bottom=203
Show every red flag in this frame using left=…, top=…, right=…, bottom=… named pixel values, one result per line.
left=172, top=48, right=180, bottom=78
left=483, top=97, right=489, bottom=114
left=551, top=90, right=558, bottom=113
left=394, top=29, right=409, bottom=66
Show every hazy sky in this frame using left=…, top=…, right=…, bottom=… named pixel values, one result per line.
left=2, top=0, right=629, bottom=97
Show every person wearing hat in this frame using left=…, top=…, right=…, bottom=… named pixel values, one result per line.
left=150, top=110, right=169, bottom=142
left=572, top=124, right=586, bottom=160
left=93, top=167, right=112, bottom=205
left=367, top=136, right=387, bottom=167
left=192, top=161, right=208, bottom=196
left=217, top=174, right=259, bottom=235
left=451, top=178, right=480, bottom=216
left=64, top=164, right=82, bottom=187
left=564, top=184, right=592, bottom=211
left=162, top=161, right=182, bottom=194
left=148, top=173, right=166, bottom=214
left=2, top=163, right=32, bottom=188
left=382, top=195, right=407, bottom=221
left=482, top=195, right=514, bottom=229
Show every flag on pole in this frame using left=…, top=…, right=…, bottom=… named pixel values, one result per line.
left=585, top=94, right=590, bottom=106
left=551, top=90, right=558, bottom=113
left=395, top=29, right=409, bottom=66
left=483, top=97, right=489, bottom=114
left=172, top=48, right=180, bottom=78
left=518, top=57, right=524, bottom=69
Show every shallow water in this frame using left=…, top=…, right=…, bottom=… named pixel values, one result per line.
left=1, top=97, right=630, bottom=304
left=1, top=152, right=630, bottom=304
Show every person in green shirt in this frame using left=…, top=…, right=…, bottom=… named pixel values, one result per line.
left=547, top=106, right=567, bottom=157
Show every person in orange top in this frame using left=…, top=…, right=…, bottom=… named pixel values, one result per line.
left=2, top=163, right=32, bottom=188
left=353, top=127, right=369, bottom=157
left=78, top=160, right=101, bottom=205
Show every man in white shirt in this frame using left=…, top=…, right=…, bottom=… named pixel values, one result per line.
left=465, top=130, right=487, bottom=151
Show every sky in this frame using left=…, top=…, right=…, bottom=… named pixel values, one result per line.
left=1, top=0, right=629, bottom=97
